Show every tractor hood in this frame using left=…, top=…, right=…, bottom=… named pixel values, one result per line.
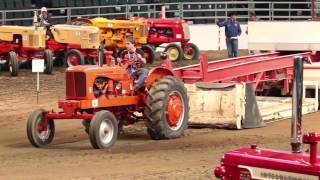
left=51, top=25, right=100, bottom=49
left=65, top=65, right=129, bottom=100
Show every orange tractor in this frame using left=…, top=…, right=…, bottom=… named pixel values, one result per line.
left=26, top=48, right=189, bottom=149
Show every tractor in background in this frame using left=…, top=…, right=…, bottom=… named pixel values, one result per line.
left=0, top=25, right=53, bottom=76
left=26, top=47, right=189, bottom=149
left=71, top=17, right=156, bottom=64
left=145, top=18, right=199, bottom=62
left=46, top=24, right=101, bottom=67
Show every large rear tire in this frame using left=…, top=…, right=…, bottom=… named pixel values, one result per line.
left=144, top=76, right=189, bottom=140
left=26, top=109, right=55, bottom=148
left=8, top=51, right=18, bottom=76
left=141, top=45, right=156, bottom=64
left=44, top=49, right=53, bottom=74
left=183, top=43, right=200, bottom=61
left=89, top=110, right=118, bottom=149
left=164, top=43, right=183, bottom=62
left=65, top=49, right=85, bottom=67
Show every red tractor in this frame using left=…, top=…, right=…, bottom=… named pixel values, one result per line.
left=26, top=49, right=189, bottom=149
left=214, top=57, right=320, bottom=179
left=0, top=25, right=53, bottom=76
left=145, top=18, right=200, bottom=62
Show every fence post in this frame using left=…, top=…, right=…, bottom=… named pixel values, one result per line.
left=180, top=2, right=183, bottom=19
left=67, top=8, right=71, bottom=24
left=2, top=11, right=5, bottom=25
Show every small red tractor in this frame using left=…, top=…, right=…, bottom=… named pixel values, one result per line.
left=145, top=18, right=199, bottom=62
left=214, top=57, right=320, bottom=179
left=26, top=48, right=189, bottom=149
left=0, top=25, right=53, bottom=76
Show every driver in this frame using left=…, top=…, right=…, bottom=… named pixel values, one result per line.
left=119, top=37, right=148, bottom=92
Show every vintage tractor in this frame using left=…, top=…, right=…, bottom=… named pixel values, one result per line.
left=26, top=47, right=189, bottom=149
left=145, top=18, right=200, bottom=62
left=46, top=24, right=101, bottom=67
left=0, top=25, right=53, bottom=76
left=71, top=17, right=156, bottom=64
left=214, top=57, right=320, bottom=179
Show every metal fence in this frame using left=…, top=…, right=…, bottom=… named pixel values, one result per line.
left=0, top=1, right=318, bottom=26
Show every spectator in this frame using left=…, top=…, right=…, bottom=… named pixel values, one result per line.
left=216, top=12, right=242, bottom=58
left=38, top=7, right=51, bottom=28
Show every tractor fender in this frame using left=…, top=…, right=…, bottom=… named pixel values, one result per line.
left=146, top=67, right=175, bottom=89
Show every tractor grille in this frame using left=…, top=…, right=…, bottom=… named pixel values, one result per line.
left=139, top=25, right=148, bottom=37
left=182, top=23, right=190, bottom=40
left=89, top=33, right=98, bottom=44
left=29, top=35, right=40, bottom=47
left=66, top=72, right=86, bottom=98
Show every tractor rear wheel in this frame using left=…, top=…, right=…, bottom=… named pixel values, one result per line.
left=8, top=51, right=18, bottom=76
left=65, top=49, right=85, bottom=67
left=89, top=110, right=118, bottom=149
left=164, top=43, right=183, bottom=62
left=141, top=45, right=156, bottom=64
left=26, top=109, right=55, bottom=148
left=44, top=49, right=53, bottom=74
left=144, top=76, right=189, bottom=140
left=183, top=43, right=200, bottom=61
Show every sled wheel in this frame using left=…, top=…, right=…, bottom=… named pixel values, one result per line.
left=26, top=109, right=55, bottom=148
left=144, top=76, right=189, bottom=140
left=183, top=43, right=200, bottom=61
left=164, top=43, right=183, bottom=62
left=89, top=110, right=118, bottom=149
left=141, top=45, right=156, bottom=64
left=65, top=49, right=85, bottom=67
left=44, top=49, right=53, bottom=74
left=8, top=51, right=18, bottom=76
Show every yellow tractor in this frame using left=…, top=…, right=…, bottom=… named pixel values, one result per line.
left=71, top=17, right=156, bottom=64
left=46, top=24, right=101, bottom=67
left=0, top=25, right=53, bottom=76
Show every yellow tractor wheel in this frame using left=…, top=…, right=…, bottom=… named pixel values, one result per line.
left=164, top=43, right=183, bottom=62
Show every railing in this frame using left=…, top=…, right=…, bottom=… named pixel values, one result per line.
left=0, top=1, right=318, bottom=26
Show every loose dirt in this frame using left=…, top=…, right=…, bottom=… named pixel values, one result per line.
left=1, top=50, right=319, bottom=180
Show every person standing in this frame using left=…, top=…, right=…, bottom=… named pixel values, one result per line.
left=216, top=12, right=242, bottom=58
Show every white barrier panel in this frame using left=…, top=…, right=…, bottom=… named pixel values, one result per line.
left=248, top=21, right=320, bottom=51
left=189, top=24, right=249, bottom=51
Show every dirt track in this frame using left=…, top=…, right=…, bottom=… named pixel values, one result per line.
left=1, top=51, right=320, bottom=180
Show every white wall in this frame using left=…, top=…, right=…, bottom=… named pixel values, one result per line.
left=189, top=24, right=249, bottom=51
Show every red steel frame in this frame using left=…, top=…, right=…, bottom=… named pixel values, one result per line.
left=173, top=52, right=318, bottom=94
left=0, top=41, right=44, bottom=61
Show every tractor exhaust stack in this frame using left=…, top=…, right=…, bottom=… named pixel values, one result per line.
left=98, top=42, right=104, bottom=67
left=291, top=56, right=304, bottom=153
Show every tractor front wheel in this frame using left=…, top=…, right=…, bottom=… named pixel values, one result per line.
left=183, top=43, right=200, bottom=61
left=89, top=110, right=118, bottom=149
left=44, top=49, right=53, bottom=74
left=144, top=76, right=189, bottom=140
left=8, top=51, right=18, bottom=76
left=164, top=43, right=183, bottom=62
left=26, top=109, right=55, bottom=148
left=65, top=49, right=85, bottom=67
left=141, top=45, right=156, bottom=64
